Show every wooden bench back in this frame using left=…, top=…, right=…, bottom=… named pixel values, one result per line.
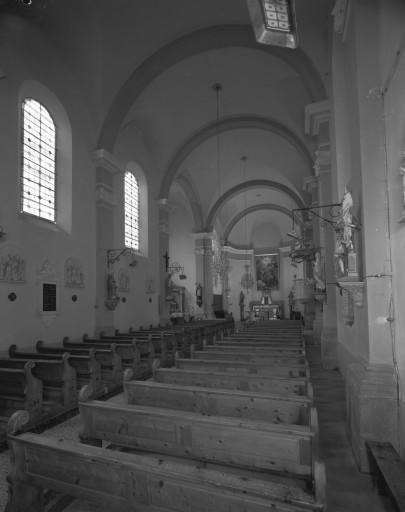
left=124, top=376, right=311, bottom=425
left=79, top=398, right=315, bottom=477
left=6, top=430, right=324, bottom=512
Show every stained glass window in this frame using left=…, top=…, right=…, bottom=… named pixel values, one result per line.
left=262, top=0, right=293, bottom=32
left=21, top=98, right=56, bottom=222
left=124, top=171, right=139, bottom=250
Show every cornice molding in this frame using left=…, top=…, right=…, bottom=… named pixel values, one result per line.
left=305, top=100, right=331, bottom=136
left=338, top=280, right=364, bottom=308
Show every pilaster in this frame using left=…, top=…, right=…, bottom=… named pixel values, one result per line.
left=346, top=362, right=398, bottom=471
left=305, top=101, right=338, bottom=366
left=193, top=232, right=215, bottom=319
left=92, top=149, right=123, bottom=334
left=158, top=198, right=171, bottom=323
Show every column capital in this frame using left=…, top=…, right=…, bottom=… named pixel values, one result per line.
left=92, top=148, right=124, bottom=174
left=305, top=101, right=331, bottom=137
left=192, top=231, right=214, bottom=241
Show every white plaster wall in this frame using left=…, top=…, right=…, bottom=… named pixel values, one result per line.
left=380, top=0, right=405, bottom=458
left=0, top=15, right=96, bottom=352
left=330, top=9, right=370, bottom=373
left=330, top=0, right=405, bottom=460
left=112, top=125, right=161, bottom=331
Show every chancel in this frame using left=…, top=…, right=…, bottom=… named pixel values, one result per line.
left=0, top=0, right=405, bottom=511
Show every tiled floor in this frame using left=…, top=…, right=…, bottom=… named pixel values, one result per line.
left=0, top=342, right=395, bottom=511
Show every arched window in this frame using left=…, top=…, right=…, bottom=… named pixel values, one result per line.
left=21, top=98, right=56, bottom=222
left=124, top=171, right=139, bottom=250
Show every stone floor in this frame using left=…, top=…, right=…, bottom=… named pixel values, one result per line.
left=0, top=341, right=396, bottom=511
left=305, top=338, right=391, bottom=512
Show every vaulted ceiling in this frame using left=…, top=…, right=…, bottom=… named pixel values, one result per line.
left=4, top=0, right=331, bottom=248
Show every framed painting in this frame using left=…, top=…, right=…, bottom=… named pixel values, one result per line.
left=255, top=253, right=279, bottom=290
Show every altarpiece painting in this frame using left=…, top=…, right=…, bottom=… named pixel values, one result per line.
left=255, top=253, right=279, bottom=290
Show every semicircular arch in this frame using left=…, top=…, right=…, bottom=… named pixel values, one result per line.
left=205, top=180, right=306, bottom=231
left=159, top=114, right=313, bottom=199
left=223, top=203, right=301, bottom=242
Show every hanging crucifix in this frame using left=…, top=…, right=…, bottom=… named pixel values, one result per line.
left=163, top=251, right=170, bottom=272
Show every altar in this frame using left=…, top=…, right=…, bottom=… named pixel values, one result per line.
left=249, top=300, right=283, bottom=320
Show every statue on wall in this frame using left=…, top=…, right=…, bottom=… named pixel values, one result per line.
left=107, top=273, right=118, bottom=299
left=334, top=237, right=345, bottom=278
left=118, top=268, right=130, bottom=292
left=239, top=290, right=245, bottom=322
left=334, top=186, right=358, bottom=279
left=64, top=257, right=84, bottom=288
left=105, top=272, right=120, bottom=310
left=313, top=252, right=326, bottom=291
left=0, top=253, right=25, bottom=283
left=165, top=273, right=174, bottom=300
left=196, top=283, right=203, bottom=308
left=341, top=187, right=354, bottom=250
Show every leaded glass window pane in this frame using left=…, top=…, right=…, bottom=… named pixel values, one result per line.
left=124, top=172, right=139, bottom=250
left=262, top=0, right=293, bottom=32
left=21, top=98, right=56, bottom=222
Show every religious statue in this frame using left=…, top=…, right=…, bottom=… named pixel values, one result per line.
left=239, top=290, right=245, bottom=322
left=107, top=273, right=118, bottom=299
left=334, top=238, right=345, bottom=277
left=165, top=273, right=174, bottom=300
left=105, top=272, right=120, bottom=310
left=312, top=252, right=326, bottom=291
left=341, top=186, right=354, bottom=250
left=196, top=283, right=203, bottom=308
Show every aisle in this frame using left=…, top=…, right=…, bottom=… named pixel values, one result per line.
left=305, top=335, right=391, bottom=512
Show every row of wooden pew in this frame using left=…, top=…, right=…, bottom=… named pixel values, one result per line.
left=6, top=319, right=326, bottom=511
left=0, top=318, right=234, bottom=443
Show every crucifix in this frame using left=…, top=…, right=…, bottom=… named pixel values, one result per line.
left=163, top=251, right=170, bottom=272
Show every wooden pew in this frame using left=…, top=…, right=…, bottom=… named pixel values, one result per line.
left=175, top=354, right=309, bottom=379
left=6, top=426, right=325, bottom=512
left=102, top=334, right=173, bottom=367
left=64, top=336, right=137, bottom=373
left=112, top=330, right=181, bottom=361
left=0, top=362, right=42, bottom=422
left=152, top=361, right=312, bottom=398
left=36, top=341, right=122, bottom=390
left=0, top=352, right=76, bottom=410
left=124, top=372, right=311, bottom=425
left=83, top=335, right=156, bottom=376
left=10, top=346, right=103, bottom=398
left=204, top=344, right=305, bottom=355
left=78, top=393, right=319, bottom=478
left=216, top=338, right=304, bottom=348
left=191, top=348, right=306, bottom=365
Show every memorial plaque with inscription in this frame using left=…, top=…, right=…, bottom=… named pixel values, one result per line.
left=43, top=283, right=57, bottom=312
